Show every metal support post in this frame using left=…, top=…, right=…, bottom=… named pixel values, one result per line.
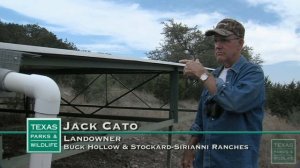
left=167, top=126, right=173, bottom=168
left=167, top=68, right=178, bottom=168
left=170, top=68, right=178, bottom=123
left=0, top=136, right=3, bottom=168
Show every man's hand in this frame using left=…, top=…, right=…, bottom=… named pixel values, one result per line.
left=181, top=149, right=195, bottom=168
left=180, top=59, right=217, bottom=94
left=179, top=59, right=206, bottom=78
left=181, top=136, right=199, bottom=168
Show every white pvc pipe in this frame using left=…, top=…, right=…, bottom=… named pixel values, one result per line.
left=3, top=73, right=61, bottom=115
left=2, top=71, right=61, bottom=168
left=29, top=113, right=56, bottom=168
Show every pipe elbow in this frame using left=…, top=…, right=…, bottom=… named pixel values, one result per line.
left=30, top=74, right=61, bottom=115
left=3, top=72, right=61, bottom=115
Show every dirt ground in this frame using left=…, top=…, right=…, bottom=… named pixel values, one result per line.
left=51, top=113, right=194, bottom=168
left=1, top=101, right=300, bottom=167
left=52, top=134, right=188, bottom=168
left=0, top=112, right=194, bottom=168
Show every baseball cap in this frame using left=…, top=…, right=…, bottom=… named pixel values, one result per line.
left=205, top=18, right=245, bottom=38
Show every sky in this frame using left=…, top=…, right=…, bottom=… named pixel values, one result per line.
left=0, top=0, right=299, bottom=83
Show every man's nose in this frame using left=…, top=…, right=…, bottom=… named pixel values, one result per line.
left=215, top=42, right=223, bottom=49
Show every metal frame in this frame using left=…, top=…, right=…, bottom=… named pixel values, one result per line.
left=0, top=42, right=206, bottom=168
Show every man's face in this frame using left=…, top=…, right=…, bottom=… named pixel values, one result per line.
left=214, top=34, right=244, bottom=64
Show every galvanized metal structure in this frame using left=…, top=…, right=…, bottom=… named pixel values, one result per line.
left=0, top=42, right=212, bottom=168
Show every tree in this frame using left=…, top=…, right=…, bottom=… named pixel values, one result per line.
left=148, top=20, right=217, bottom=68
left=146, top=20, right=264, bottom=101
left=241, top=46, right=263, bottom=65
left=147, top=20, right=263, bottom=68
left=0, top=21, right=89, bottom=97
left=0, top=21, right=77, bottom=50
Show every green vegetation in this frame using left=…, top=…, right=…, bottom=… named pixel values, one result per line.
left=146, top=20, right=263, bottom=102
left=265, top=78, right=300, bottom=124
left=0, top=21, right=77, bottom=50
left=0, top=20, right=88, bottom=95
left=147, top=20, right=263, bottom=66
left=147, top=20, right=300, bottom=124
left=0, top=20, right=299, bottom=124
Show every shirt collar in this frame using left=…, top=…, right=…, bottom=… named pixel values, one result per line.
left=212, top=55, right=247, bottom=76
left=230, top=55, right=247, bottom=74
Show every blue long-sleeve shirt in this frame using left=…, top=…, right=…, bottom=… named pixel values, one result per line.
left=191, top=56, right=265, bottom=168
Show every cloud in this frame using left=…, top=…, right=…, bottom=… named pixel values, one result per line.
left=1, top=0, right=299, bottom=65
left=245, top=0, right=300, bottom=64
left=245, top=21, right=300, bottom=64
left=173, top=12, right=224, bottom=30
left=78, top=43, right=129, bottom=54
left=0, top=0, right=223, bottom=51
left=0, top=0, right=164, bottom=50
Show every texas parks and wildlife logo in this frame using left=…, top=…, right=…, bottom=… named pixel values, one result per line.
left=271, top=139, right=296, bottom=164
left=26, top=118, right=61, bottom=153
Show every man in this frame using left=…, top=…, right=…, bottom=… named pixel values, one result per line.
left=180, top=18, right=265, bottom=168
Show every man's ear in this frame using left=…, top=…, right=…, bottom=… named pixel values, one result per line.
left=239, top=38, right=244, bottom=45
left=238, top=38, right=244, bottom=49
